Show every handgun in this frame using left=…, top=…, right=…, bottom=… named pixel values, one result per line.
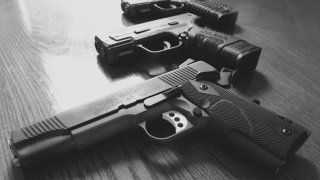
left=9, top=60, right=310, bottom=172
left=121, top=0, right=238, bottom=28
left=95, top=13, right=261, bottom=75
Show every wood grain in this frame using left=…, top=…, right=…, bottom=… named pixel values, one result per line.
left=1, top=0, right=320, bottom=179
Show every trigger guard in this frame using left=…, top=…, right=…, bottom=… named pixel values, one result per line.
left=138, top=121, right=171, bottom=142
left=153, top=2, right=184, bottom=11
left=137, top=41, right=183, bottom=53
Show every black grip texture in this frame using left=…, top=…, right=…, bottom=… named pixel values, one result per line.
left=186, top=0, right=219, bottom=21
left=193, top=33, right=224, bottom=54
left=189, top=29, right=261, bottom=73
left=181, top=80, right=310, bottom=162
left=185, top=0, right=238, bottom=27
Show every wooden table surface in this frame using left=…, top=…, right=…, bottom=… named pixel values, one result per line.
left=1, top=0, right=320, bottom=179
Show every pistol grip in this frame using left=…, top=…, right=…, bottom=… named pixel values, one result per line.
left=188, top=29, right=261, bottom=74
left=181, top=80, right=310, bottom=172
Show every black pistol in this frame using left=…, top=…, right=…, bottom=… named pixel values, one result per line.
left=95, top=13, right=261, bottom=75
left=9, top=60, right=310, bottom=172
left=121, top=0, right=238, bottom=28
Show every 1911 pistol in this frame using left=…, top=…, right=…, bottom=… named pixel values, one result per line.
left=95, top=13, right=261, bottom=74
left=9, top=60, right=310, bottom=172
left=121, top=0, right=238, bottom=28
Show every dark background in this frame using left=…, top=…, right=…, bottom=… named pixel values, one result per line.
left=1, top=0, right=320, bottom=179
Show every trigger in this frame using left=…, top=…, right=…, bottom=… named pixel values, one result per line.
left=163, top=41, right=171, bottom=50
left=162, top=111, right=190, bottom=133
left=169, top=4, right=178, bottom=9
left=139, top=111, right=193, bottom=142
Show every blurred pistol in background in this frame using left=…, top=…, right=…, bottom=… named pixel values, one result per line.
left=9, top=60, right=310, bottom=172
left=121, top=0, right=238, bottom=28
left=95, top=13, right=261, bottom=75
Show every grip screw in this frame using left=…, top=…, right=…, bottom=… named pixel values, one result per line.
left=200, top=84, right=208, bottom=90
left=13, top=158, right=21, bottom=167
left=193, top=107, right=202, bottom=116
left=282, top=129, right=291, bottom=135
